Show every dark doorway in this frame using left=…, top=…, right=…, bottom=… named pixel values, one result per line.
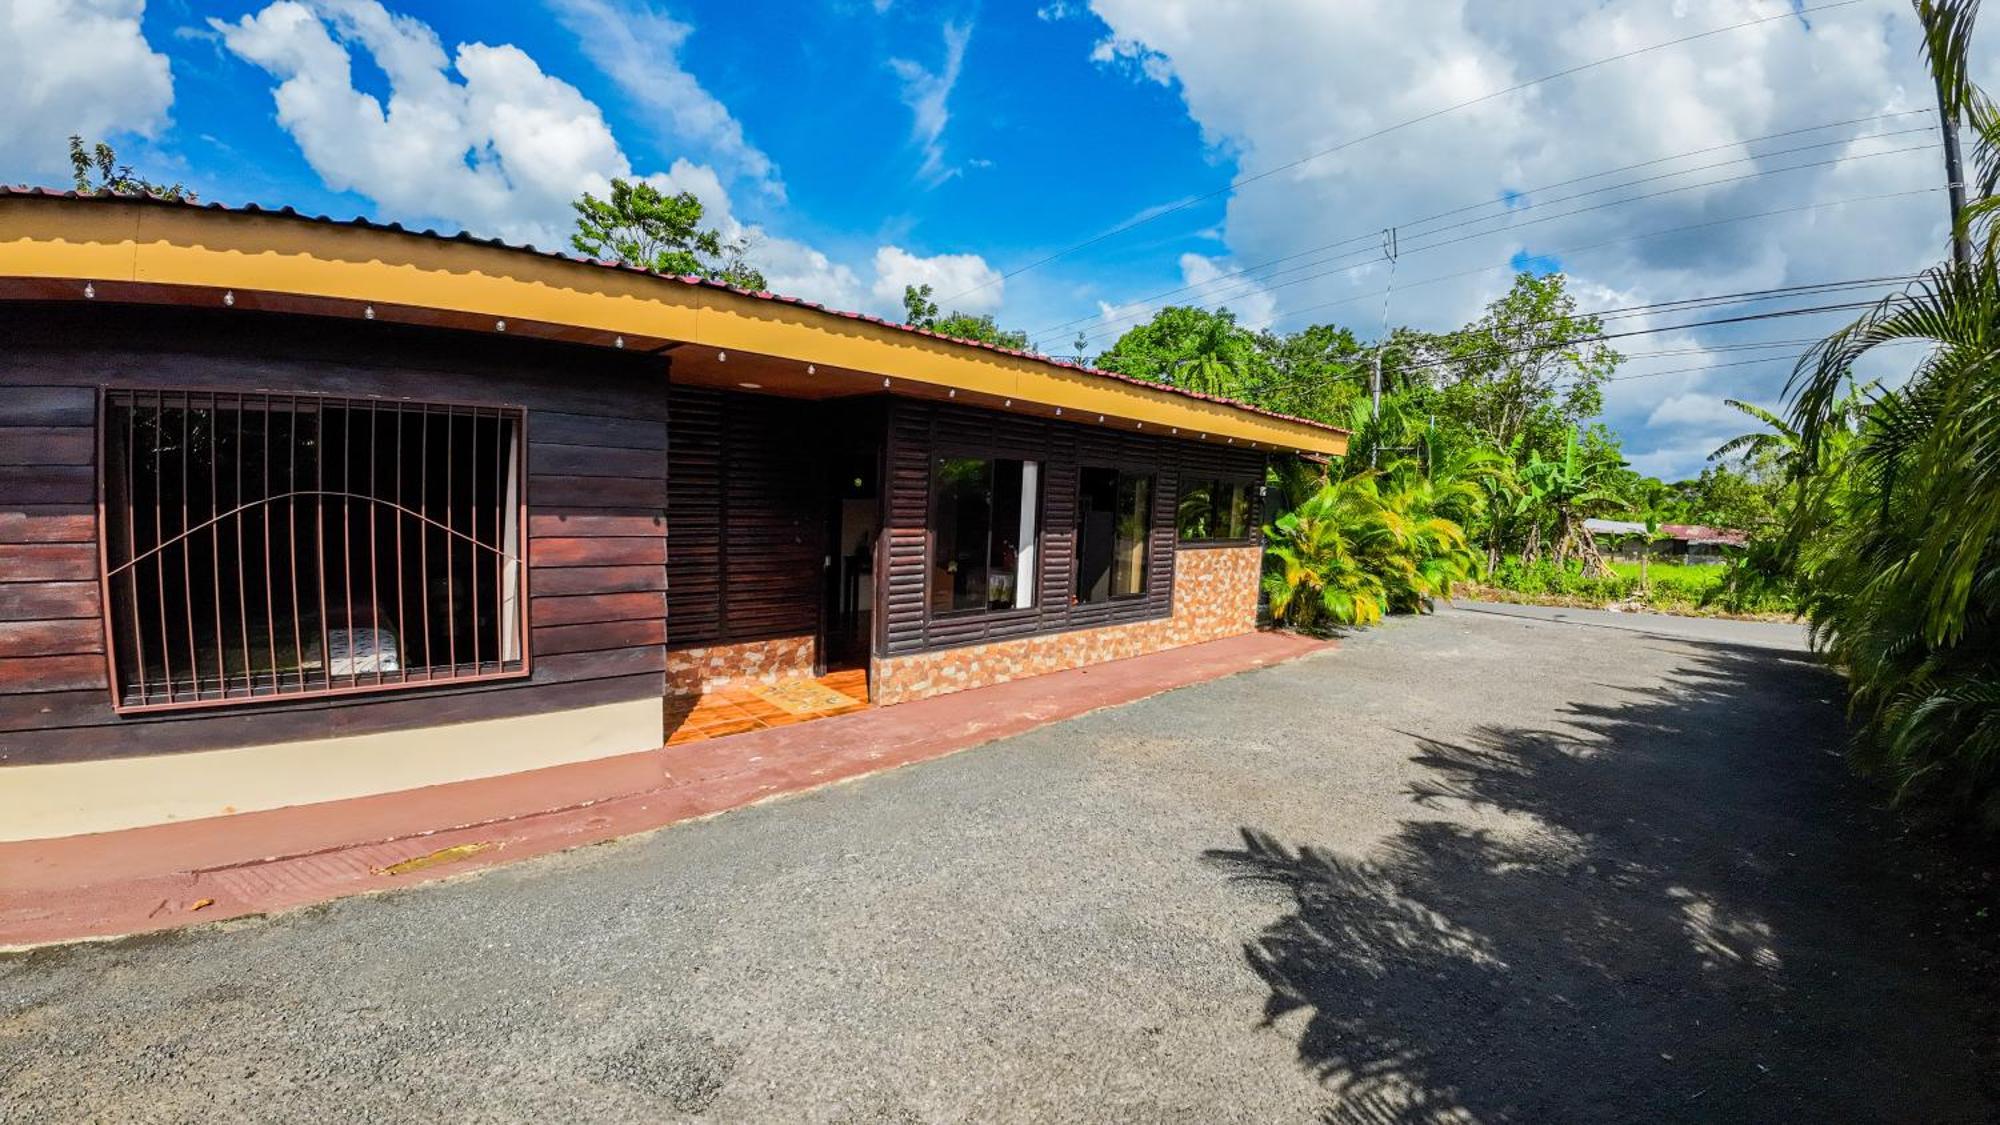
left=821, top=408, right=883, bottom=673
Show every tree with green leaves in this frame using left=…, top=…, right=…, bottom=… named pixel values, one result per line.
left=899, top=283, right=1030, bottom=348
left=902, top=283, right=941, bottom=327
left=1253, top=322, right=1368, bottom=423
left=571, top=178, right=765, bottom=289
left=68, top=135, right=195, bottom=201
left=1425, top=271, right=1621, bottom=455
left=1769, top=0, right=2000, bottom=822
left=1093, top=306, right=1268, bottom=399
left=1513, top=426, right=1626, bottom=572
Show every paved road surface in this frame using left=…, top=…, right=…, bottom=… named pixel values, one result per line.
left=3, top=606, right=1990, bottom=1122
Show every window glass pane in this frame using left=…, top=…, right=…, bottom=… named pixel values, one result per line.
left=1222, top=481, right=1250, bottom=539
left=932, top=456, right=1038, bottom=614
left=1077, top=467, right=1153, bottom=602
left=1177, top=479, right=1214, bottom=540
left=1113, top=473, right=1151, bottom=596
left=932, top=456, right=992, bottom=613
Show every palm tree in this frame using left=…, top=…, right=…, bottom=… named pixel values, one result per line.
left=1262, top=475, right=1392, bottom=629
left=1166, top=317, right=1256, bottom=398
left=1779, top=0, right=2000, bottom=814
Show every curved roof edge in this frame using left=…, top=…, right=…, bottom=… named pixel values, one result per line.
left=0, top=186, right=1347, bottom=455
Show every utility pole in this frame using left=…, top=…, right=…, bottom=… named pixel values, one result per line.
left=1936, top=80, right=1974, bottom=269
left=1926, top=1, right=1974, bottom=270
left=1369, top=226, right=1399, bottom=466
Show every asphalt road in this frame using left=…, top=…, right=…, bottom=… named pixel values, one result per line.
left=3, top=606, right=1991, bottom=1123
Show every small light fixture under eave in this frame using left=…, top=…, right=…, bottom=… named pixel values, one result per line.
left=1004, top=399, right=1012, bottom=407
left=83, top=282, right=94, bottom=299
left=948, top=388, right=956, bottom=398
left=495, top=319, right=507, bottom=332
left=806, top=364, right=816, bottom=375
left=717, top=350, right=726, bottom=361
left=613, top=335, right=624, bottom=349
left=738, top=381, right=763, bottom=390
left=1054, top=407, right=1062, bottom=416
left=883, top=377, right=891, bottom=388
left=223, top=290, right=235, bottom=307
left=364, top=305, right=375, bottom=320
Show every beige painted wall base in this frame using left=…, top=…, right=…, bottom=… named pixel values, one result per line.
left=0, top=696, right=662, bottom=842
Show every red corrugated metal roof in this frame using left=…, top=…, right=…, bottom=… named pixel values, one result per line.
left=1, top=185, right=1346, bottom=437
left=1659, top=524, right=1751, bottom=546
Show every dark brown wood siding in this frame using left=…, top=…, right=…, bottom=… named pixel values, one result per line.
left=880, top=398, right=1267, bottom=657
left=665, top=385, right=823, bottom=648
left=0, top=304, right=669, bottom=766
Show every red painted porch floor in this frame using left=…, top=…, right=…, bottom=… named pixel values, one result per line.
left=0, top=630, right=1331, bottom=949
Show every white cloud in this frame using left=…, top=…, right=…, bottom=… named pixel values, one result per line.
left=889, top=21, right=971, bottom=186
left=1178, top=252, right=1277, bottom=330
left=547, top=0, right=781, bottom=197
left=214, top=1, right=995, bottom=322
left=1647, top=391, right=1749, bottom=430
left=0, top=0, right=174, bottom=183
left=870, top=245, right=1003, bottom=313
left=214, top=0, right=625, bottom=247
left=1076, top=0, right=1955, bottom=476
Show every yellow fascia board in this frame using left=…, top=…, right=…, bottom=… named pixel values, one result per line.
left=0, top=198, right=1347, bottom=455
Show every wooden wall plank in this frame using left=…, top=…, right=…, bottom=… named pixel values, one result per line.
left=0, top=466, right=94, bottom=505
left=528, top=443, right=664, bottom=479
left=530, top=591, right=664, bottom=627
left=530, top=475, right=668, bottom=509
left=530, top=565, right=667, bottom=596
left=528, top=511, right=665, bottom=538
left=532, top=412, right=668, bottom=451
left=0, top=619, right=104, bottom=658
left=0, top=427, right=94, bottom=466
left=0, top=387, right=95, bottom=427
left=0, top=654, right=109, bottom=692
left=0, top=506, right=95, bottom=544
left=0, top=543, right=98, bottom=581
left=528, top=536, right=666, bottom=568
left=0, top=581, right=100, bottom=622
left=531, top=618, right=667, bottom=656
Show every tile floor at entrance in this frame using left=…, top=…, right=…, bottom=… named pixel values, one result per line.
left=664, top=668, right=871, bottom=745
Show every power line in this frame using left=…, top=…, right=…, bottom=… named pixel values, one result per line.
left=1263, top=186, right=1940, bottom=331
left=1074, top=144, right=1936, bottom=345
left=1402, top=299, right=1892, bottom=373
left=1030, top=109, right=1932, bottom=340
left=948, top=0, right=1865, bottom=305
left=1545, top=336, right=1929, bottom=391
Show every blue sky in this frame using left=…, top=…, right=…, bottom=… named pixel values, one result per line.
left=0, top=0, right=1965, bottom=479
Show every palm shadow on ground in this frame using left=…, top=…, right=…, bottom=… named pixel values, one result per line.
left=1208, top=639, right=1994, bottom=1124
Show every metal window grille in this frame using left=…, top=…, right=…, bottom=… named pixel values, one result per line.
left=98, top=389, right=528, bottom=712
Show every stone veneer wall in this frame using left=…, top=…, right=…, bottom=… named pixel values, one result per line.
left=666, top=634, right=817, bottom=696
left=870, top=545, right=1262, bottom=706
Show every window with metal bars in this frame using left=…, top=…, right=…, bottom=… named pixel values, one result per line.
left=99, top=390, right=528, bottom=711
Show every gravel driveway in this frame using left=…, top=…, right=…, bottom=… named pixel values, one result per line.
left=3, top=605, right=1993, bottom=1123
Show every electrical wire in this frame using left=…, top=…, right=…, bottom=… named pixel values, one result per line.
left=1263, top=186, right=1940, bottom=331
left=946, top=0, right=1866, bottom=305
left=1029, top=109, right=1933, bottom=340
left=1073, top=144, right=1936, bottom=345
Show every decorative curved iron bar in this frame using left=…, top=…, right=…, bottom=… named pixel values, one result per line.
left=108, top=490, right=522, bottom=577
